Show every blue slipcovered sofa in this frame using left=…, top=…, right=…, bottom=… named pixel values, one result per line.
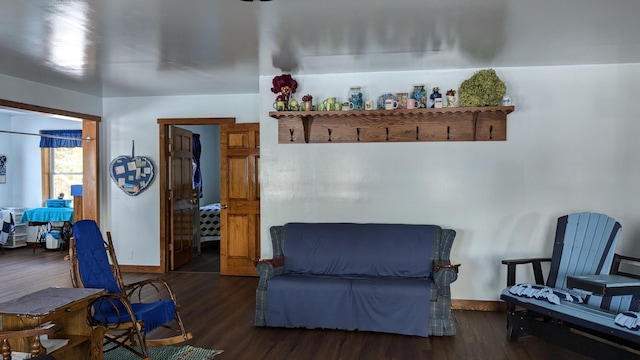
left=252, top=223, right=459, bottom=336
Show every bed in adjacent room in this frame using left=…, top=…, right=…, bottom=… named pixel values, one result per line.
left=21, top=201, right=74, bottom=250
left=197, top=203, right=220, bottom=254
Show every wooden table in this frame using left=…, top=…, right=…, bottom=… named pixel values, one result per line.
left=0, top=287, right=106, bottom=360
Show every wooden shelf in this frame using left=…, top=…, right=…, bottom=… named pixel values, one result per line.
left=270, top=106, right=515, bottom=143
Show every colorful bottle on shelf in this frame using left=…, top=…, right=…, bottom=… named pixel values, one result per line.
left=349, top=86, right=364, bottom=110
left=430, top=87, right=442, bottom=108
left=412, top=85, right=427, bottom=108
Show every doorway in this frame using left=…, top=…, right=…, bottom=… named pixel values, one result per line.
left=175, top=124, right=221, bottom=274
left=157, top=117, right=235, bottom=273
left=158, top=119, right=261, bottom=275
left=0, top=99, right=101, bottom=223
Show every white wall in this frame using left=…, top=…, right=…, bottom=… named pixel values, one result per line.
left=0, top=114, right=81, bottom=208
left=259, top=63, right=640, bottom=301
left=101, top=94, right=259, bottom=266
left=3, top=63, right=640, bottom=302
left=0, top=74, right=101, bottom=117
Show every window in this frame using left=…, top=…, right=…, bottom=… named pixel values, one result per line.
left=39, top=129, right=83, bottom=202
left=50, top=147, right=82, bottom=199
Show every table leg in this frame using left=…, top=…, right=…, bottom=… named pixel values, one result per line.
left=89, top=326, right=106, bottom=360
left=29, top=222, right=50, bottom=253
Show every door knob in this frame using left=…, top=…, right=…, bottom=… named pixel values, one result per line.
left=221, top=204, right=228, bottom=209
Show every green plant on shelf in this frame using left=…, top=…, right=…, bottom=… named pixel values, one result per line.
left=458, top=68, right=506, bottom=107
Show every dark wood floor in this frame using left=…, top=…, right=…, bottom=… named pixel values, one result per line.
left=174, top=241, right=220, bottom=273
left=0, top=246, right=591, bottom=360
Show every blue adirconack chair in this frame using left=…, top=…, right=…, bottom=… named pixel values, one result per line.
left=69, top=220, right=192, bottom=360
left=499, top=212, right=640, bottom=358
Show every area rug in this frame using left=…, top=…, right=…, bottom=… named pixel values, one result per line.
left=103, top=345, right=223, bottom=360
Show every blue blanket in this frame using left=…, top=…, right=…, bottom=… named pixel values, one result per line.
left=266, top=223, right=436, bottom=336
left=20, top=208, right=74, bottom=224
left=282, top=223, right=434, bottom=277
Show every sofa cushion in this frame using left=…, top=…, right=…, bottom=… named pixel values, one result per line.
left=267, top=274, right=355, bottom=330
left=267, top=274, right=431, bottom=336
left=282, top=223, right=436, bottom=278
left=351, top=277, right=431, bottom=336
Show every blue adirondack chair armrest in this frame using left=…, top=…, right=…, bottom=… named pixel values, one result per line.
left=612, top=253, right=640, bottom=278
left=501, top=257, right=552, bottom=287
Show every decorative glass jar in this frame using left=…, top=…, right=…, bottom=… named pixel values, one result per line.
left=412, top=85, right=427, bottom=108
left=302, top=100, right=313, bottom=111
left=349, top=86, right=364, bottom=110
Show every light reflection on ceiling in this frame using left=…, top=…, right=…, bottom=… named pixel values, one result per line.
left=45, top=0, right=93, bottom=76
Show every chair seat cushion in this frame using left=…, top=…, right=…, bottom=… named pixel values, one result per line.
left=508, top=283, right=584, bottom=304
left=615, top=311, right=640, bottom=330
left=94, top=299, right=176, bottom=333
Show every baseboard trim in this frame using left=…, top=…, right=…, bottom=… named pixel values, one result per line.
left=118, top=264, right=164, bottom=274
left=452, top=299, right=506, bottom=312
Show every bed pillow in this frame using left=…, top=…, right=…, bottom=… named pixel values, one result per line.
left=45, top=199, right=72, bottom=208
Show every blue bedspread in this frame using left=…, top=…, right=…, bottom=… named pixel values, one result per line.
left=20, top=207, right=74, bottom=224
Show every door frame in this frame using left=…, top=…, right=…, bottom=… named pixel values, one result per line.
left=157, top=117, right=235, bottom=272
left=0, top=98, right=101, bottom=223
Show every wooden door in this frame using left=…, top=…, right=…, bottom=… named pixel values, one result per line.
left=170, top=126, right=195, bottom=270
left=220, top=123, right=260, bottom=276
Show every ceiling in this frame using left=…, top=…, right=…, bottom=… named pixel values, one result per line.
left=0, top=0, right=639, bottom=98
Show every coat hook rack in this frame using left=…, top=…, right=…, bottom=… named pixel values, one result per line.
left=270, top=106, right=514, bottom=143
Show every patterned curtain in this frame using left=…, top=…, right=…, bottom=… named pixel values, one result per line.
left=39, top=130, right=82, bottom=148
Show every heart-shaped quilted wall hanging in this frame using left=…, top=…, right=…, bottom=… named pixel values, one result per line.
left=109, top=141, right=155, bottom=196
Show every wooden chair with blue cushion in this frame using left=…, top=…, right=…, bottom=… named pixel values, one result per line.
left=500, top=212, right=640, bottom=359
left=69, top=220, right=192, bottom=360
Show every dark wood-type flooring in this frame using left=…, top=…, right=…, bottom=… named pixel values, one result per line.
left=174, top=241, right=221, bottom=273
left=0, top=246, right=591, bottom=360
